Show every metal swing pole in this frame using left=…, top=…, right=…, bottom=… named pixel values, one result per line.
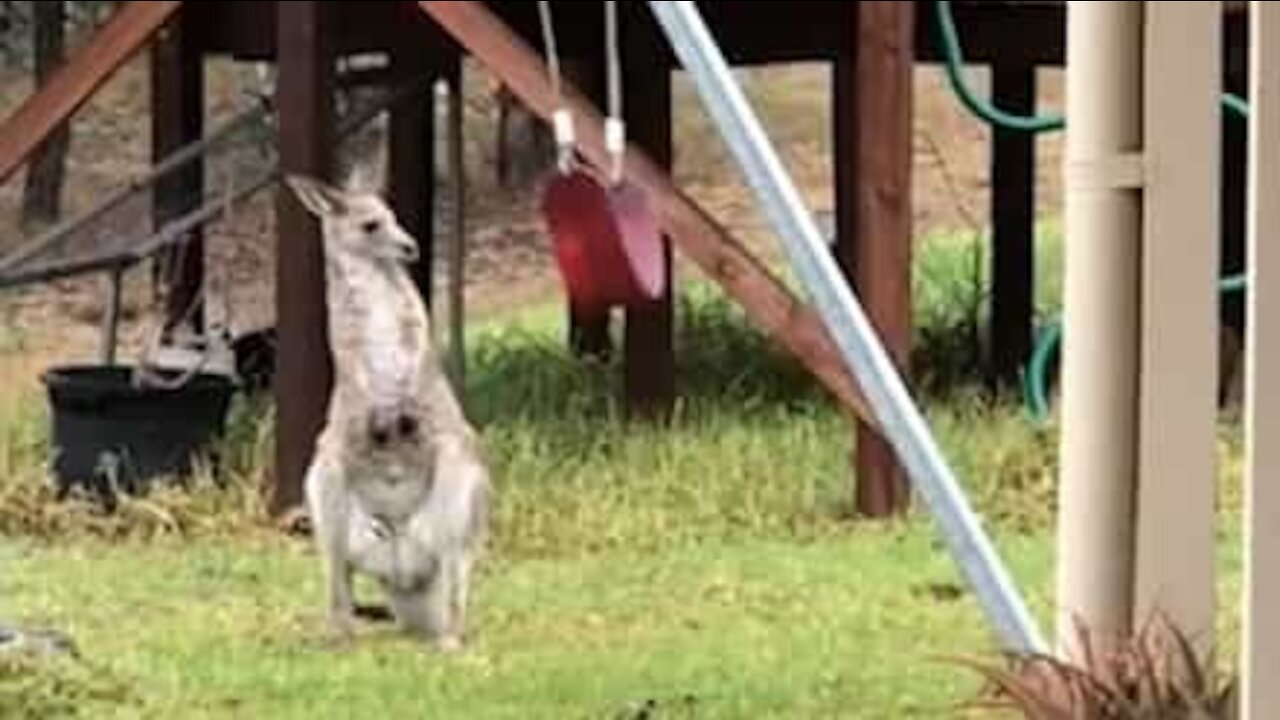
left=646, top=0, right=1046, bottom=655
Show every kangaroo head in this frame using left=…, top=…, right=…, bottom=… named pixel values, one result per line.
left=285, top=174, right=420, bottom=265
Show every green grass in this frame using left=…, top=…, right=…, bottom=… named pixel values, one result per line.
left=1, top=530, right=1055, bottom=719
left=0, top=224, right=1245, bottom=718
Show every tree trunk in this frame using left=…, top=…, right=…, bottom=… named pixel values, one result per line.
left=22, top=0, right=69, bottom=229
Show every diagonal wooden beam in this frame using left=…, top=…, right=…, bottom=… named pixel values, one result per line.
left=0, top=1, right=182, bottom=185
left=416, top=0, right=877, bottom=428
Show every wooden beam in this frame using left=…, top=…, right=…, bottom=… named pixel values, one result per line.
left=0, top=1, right=182, bottom=185
left=1134, top=0, right=1220, bottom=656
left=835, top=1, right=914, bottom=517
left=196, top=1, right=1073, bottom=67
left=22, top=0, right=71, bottom=227
left=623, top=6, right=676, bottom=420
left=1243, top=2, right=1280, bottom=714
left=151, top=7, right=205, bottom=335
left=989, top=61, right=1037, bottom=390
left=416, top=0, right=877, bottom=427
left=272, top=0, right=335, bottom=515
left=388, top=42, right=439, bottom=308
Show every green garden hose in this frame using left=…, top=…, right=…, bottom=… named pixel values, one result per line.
left=932, top=0, right=1253, bottom=421
left=1022, top=273, right=1248, bottom=423
left=933, top=1, right=1250, bottom=130
left=933, top=0, right=1065, bottom=133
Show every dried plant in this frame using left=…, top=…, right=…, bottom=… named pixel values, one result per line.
left=952, top=613, right=1237, bottom=719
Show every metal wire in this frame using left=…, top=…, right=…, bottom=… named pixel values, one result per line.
left=537, top=1, right=562, bottom=102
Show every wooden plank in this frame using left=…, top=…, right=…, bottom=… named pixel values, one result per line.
left=416, top=0, right=877, bottom=427
left=197, top=1, right=1071, bottom=67
left=1134, top=0, right=1220, bottom=655
left=388, top=42, right=438, bottom=308
left=271, top=0, right=335, bottom=515
left=0, top=1, right=182, bottom=184
left=1243, top=2, right=1280, bottom=714
left=474, top=0, right=1066, bottom=67
left=834, top=1, right=914, bottom=517
left=623, top=5, right=676, bottom=420
left=151, top=8, right=205, bottom=334
left=989, top=62, right=1037, bottom=390
left=22, top=0, right=71, bottom=226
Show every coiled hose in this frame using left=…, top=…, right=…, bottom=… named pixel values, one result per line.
left=932, top=0, right=1250, bottom=422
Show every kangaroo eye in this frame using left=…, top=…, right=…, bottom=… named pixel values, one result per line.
left=361, top=220, right=380, bottom=234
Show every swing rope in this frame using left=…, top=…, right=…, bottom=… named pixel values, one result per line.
left=538, top=1, right=576, bottom=174
left=132, top=170, right=242, bottom=392
left=604, top=0, right=625, bottom=185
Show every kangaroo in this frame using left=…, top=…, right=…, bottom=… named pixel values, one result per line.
left=285, top=174, right=489, bottom=653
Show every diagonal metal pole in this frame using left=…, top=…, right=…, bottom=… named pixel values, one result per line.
left=647, top=0, right=1046, bottom=655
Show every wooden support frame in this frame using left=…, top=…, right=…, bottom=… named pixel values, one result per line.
left=151, top=6, right=205, bottom=333
left=0, top=1, right=182, bottom=185
left=271, top=0, right=336, bottom=515
left=1134, top=0, right=1220, bottom=656
left=989, top=61, right=1037, bottom=391
left=416, top=0, right=877, bottom=427
left=388, top=41, right=439, bottom=307
left=1242, top=2, right=1280, bottom=713
left=835, top=1, right=915, bottom=517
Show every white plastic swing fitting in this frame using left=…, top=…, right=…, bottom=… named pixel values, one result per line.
left=553, top=109, right=576, bottom=173
left=605, top=117, right=626, bottom=184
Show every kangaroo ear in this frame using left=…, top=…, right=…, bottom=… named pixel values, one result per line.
left=285, top=174, right=348, bottom=217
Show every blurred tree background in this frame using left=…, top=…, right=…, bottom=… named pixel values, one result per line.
left=2, top=2, right=121, bottom=228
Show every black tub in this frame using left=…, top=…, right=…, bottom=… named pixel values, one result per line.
left=42, top=365, right=236, bottom=502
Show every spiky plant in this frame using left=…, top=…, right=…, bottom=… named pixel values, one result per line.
left=952, top=613, right=1237, bottom=719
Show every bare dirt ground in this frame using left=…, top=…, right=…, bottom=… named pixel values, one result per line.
left=0, top=52, right=1065, bottom=392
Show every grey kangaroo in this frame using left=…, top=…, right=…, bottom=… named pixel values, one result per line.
left=286, top=174, right=490, bottom=653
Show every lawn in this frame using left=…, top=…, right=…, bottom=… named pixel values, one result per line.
left=0, top=226, right=1247, bottom=718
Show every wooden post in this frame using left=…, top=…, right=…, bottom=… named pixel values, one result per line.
left=22, top=0, right=69, bottom=228
left=150, top=6, right=204, bottom=333
left=623, top=11, right=675, bottom=419
left=834, top=1, right=914, bottom=517
left=0, top=1, right=182, bottom=185
left=1134, top=0, right=1220, bottom=656
left=388, top=42, right=440, bottom=309
left=990, top=61, right=1037, bottom=391
left=272, top=0, right=335, bottom=515
left=1243, top=3, right=1280, bottom=714
left=1055, top=0, right=1145, bottom=658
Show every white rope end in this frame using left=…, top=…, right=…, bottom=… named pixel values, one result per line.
left=605, top=118, right=626, bottom=155
left=553, top=110, right=576, bottom=173
left=605, top=118, right=625, bottom=183
left=553, top=110, right=575, bottom=148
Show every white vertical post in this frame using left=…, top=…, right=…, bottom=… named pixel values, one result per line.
left=1133, top=0, right=1220, bottom=654
left=1242, top=2, right=1280, bottom=715
left=1055, top=0, right=1145, bottom=657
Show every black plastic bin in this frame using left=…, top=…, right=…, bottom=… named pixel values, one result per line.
left=42, top=365, right=235, bottom=501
